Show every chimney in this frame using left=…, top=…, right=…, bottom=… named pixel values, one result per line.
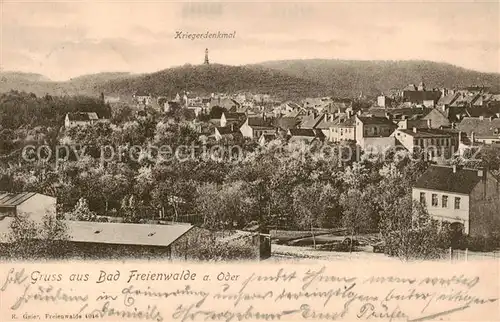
left=346, top=110, right=352, bottom=118
left=452, top=164, right=457, bottom=173
left=477, top=169, right=484, bottom=177
left=458, top=131, right=463, bottom=143
left=230, top=123, right=234, bottom=132
left=401, top=115, right=406, bottom=120
left=479, top=115, right=484, bottom=120
left=413, top=127, right=417, bottom=133
left=427, top=119, right=432, bottom=128
left=471, top=131, right=475, bottom=143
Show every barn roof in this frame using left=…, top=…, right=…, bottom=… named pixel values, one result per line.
left=0, top=219, right=193, bottom=246
left=413, top=165, right=483, bottom=195
left=0, top=192, right=37, bottom=208
left=65, top=221, right=193, bottom=247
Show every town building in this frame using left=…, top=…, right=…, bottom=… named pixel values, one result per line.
left=258, top=133, right=278, bottom=146
left=64, top=112, right=108, bottom=128
left=287, top=128, right=323, bottom=144
left=330, top=115, right=356, bottom=142
left=457, top=117, right=500, bottom=145
left=303, top=97, right=333, bottom=112
left=240, top=116, right=275, bottom=139
left=392, top=128, right=459, bottom=160
left=402, top=82, right=442, bottom=105
left=355, top=115, right=397, bottom=151
left=315, top=113, right=338, bottom=141
left=133, top=92, right=153, bottom=105
left=214, top=125, right=241, bottom=141
left=0, top=192, right=56, bottom=223
left=377, top=95, right=392, bottom=108
left=412, top=165, right=500, bottom=236
left=300, top=112, right=325, bottom=129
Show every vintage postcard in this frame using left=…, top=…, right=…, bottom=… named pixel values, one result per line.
left=0, top=1, right=499, bottom=321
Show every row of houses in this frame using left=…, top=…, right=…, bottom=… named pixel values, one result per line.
left=210, top=103, right=500, bottom=160
left=378, top=82, right=500, bottom=109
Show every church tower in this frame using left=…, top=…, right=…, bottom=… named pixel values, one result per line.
left=204, top=48, right=209, bottom=65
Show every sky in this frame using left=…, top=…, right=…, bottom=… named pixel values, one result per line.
left=1, top=1, right=499, bottom=81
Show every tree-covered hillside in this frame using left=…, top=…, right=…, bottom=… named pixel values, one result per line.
left=255, top=59, right=500, bottom=97
left=97, top=64, right=331, bottom=100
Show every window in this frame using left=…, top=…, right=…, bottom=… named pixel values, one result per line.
left=432, top=194, right=438, bottom=206
left=455, top=197, right=461, bottom=209
left=420, top=192, right=426, bottom=205
left=442, top=195, right=448, bottom=208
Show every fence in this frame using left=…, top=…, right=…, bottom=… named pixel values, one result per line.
left=447, top=248, right=500, bottom=262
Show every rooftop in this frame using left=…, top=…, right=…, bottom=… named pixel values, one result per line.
left=357, top=115, right=397, bottom=126
left=65, top=221, right=193, bottom=247
left=275, top=116, right=300, bottom=130
left=0, top=219, right=194, bottom=246
left=247, top=117, right=274, bottom=128
left=413, top=165, right=485, bottom=195
left=301, top=113, right=325, bottom=129
left=457, top=117, right=500, bottom=139
left=216, top=126, right=239, bottom=135
left=288, top=128, right=316, bottom=137
left=0, top=192, right=37, bottom=208
left=398, top=128, right=454, bottom=138
left=66, top=112, right=100, bottom=122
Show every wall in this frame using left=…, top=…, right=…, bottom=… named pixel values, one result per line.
left=170, top=226, right=214, bottom=260
left=412, top=188, right=470, bottom=233
left=361, top=137, right=396, bottom=154
left=392, top=130, right=414, bottom=151
left=469, top=172, right=500, bottom=237
left=240, top=120, right=253, bottom=138
left=61, top=242, right=171, bottom=260
left=17, top=194, right=56, bottom=223
left=355, top=118, right=364, bottom=146
left=332, top=126, right=355, bottom=142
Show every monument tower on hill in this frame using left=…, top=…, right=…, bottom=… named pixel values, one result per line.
left=204, top=48, right=209, bottom=65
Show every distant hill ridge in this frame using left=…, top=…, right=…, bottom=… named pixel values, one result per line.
left=254, top=59, right=500, bottom=97
left=2, top=60, right=499, bottom=98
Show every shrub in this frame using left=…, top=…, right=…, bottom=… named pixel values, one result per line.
left=384, top=226, right=444, bottom=261
left=5, top=213, right=69, bottom=260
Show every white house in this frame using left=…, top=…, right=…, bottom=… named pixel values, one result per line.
left=64, top=112, right=106, bottom=128
left=412, top=165, right=500, bottom=236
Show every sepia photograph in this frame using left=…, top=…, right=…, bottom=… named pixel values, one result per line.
left=0, top=1, right=499, bottom=321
